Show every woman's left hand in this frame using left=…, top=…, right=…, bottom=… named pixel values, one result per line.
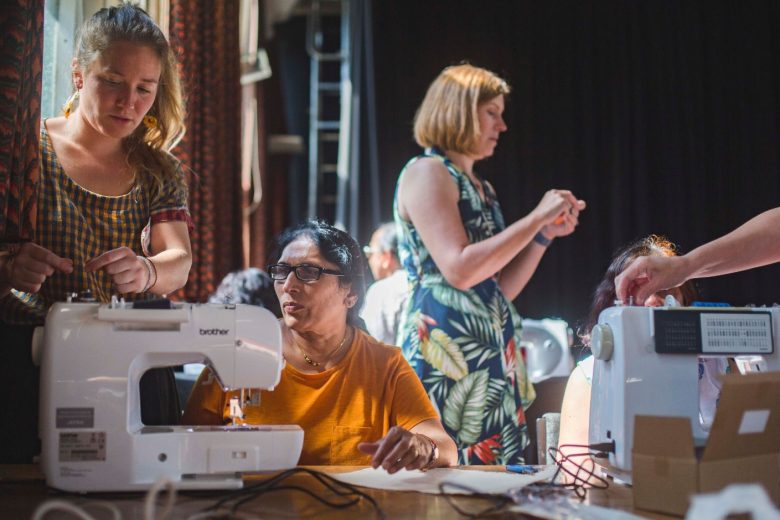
left=357, top=426, right=433, bottom=474
left=85, top=247, right=151, bottom=294
left=542, top=203, right=581, bottom=239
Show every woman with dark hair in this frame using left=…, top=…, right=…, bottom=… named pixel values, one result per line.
left=580, top=235, right=698, bottom=345
left=557, top=235, right=730, bottom=480
left=184, top=220, right=457, bottom=471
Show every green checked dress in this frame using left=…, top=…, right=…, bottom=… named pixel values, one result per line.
left=394, top=148, right=535, bottom=465
left=0, top=123, right=191, bottom=325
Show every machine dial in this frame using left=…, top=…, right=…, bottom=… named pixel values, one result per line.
left=590, top=324, right=614, bottom=360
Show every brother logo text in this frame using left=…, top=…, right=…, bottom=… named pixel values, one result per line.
left=199, top=328, right=229, bottom=335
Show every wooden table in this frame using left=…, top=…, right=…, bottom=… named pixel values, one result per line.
left=0, top=464, right=677, bottom=519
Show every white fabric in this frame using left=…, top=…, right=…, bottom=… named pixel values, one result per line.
left=685, top=484, right=780, bottom=520
left=578, top=356, right=595, bottom=385
left=360, top=270, right=409, bottom=346
left=327, top=466, right=558, bottom=495
left=698, top=357, right=728, bottom=431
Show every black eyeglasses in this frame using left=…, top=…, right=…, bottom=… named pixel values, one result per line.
left=267, top=263, right=344, bottom=282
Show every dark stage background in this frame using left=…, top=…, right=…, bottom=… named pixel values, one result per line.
left=369, top=0, right=780, bottom=335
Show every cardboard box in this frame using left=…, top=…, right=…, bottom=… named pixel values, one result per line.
left=632, top=372, right=780, bottom=517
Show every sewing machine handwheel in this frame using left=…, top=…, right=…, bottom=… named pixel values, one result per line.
left=591, top=324, right=614, bottom=361
left=31, top=326, right=45, bottom=367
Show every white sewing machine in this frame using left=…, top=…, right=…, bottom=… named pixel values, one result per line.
left=35, top=300, right=303, bottom=492
left=589, top=304, right=780, bottom=483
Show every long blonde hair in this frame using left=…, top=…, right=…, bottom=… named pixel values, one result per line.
left=74, top=2, right=186, bottom=191
left=413, top=64, right=510, bottom=155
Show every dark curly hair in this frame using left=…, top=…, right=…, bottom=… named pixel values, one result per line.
left=271, top=219, right=367, bottom=328
left=581, top=235, right=698, bottom=345
left=209, top=268, right=281, bottom=317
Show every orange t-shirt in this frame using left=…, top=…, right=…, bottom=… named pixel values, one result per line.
left=182, top=329, right=440, bottom=465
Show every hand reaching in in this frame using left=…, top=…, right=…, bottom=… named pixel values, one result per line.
left=1, top=242, right=73, bottom=293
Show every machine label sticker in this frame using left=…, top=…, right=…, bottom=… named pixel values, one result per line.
left=59, top=432, right=106, bottom=462
left=738, top=409, right=770, bottom=435
left=56, top=407, right=94, bottom=428
left=60, top=466, right=91, bottom=478
left=700, top=313, right=773, bottom=354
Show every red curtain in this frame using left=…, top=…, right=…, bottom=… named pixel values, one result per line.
left=0, top=1, right=43, bottom=245
left=169, top=0, right=243, bottom=302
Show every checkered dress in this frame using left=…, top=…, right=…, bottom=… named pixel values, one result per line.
left=0, top=125, right=191, bottom=325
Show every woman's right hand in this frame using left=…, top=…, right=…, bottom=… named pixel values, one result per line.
left=0, top=242, right=73, bottom=293
left=532, top=189, right=586, bottom=227
left=357, top=426, right=435, bottom=474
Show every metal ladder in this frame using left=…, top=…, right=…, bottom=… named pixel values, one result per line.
left=306, top=0, right=380, bottom=235
left=306, top=0, right=349, bottom=227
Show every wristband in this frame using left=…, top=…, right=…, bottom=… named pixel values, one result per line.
left=418, top=434, right=439, bottom=471
left=533, top=231, right=552, bottom=247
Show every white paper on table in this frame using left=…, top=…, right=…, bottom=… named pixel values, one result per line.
left=327, top=466, right=558, bottom=495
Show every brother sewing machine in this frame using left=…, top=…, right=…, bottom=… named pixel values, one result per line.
left=589, top=302, right=780, bottom=483
left=34, top=299, right=303, bottom=492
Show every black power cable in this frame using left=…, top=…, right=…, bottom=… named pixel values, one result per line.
left=439, top=443, right=613, bottom=517
left=187, top=468, right=386, bottom=519
left=548, top=444, right=611, bottom=499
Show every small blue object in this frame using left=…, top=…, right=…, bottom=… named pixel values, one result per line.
left=506, top=464, right=538, bottom=474
left=533, top=232, right=552, bottom=247
left=691, top=301, right=731, bottom=307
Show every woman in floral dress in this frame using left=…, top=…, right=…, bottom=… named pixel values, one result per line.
left=394, top=64, right=586, bottom=464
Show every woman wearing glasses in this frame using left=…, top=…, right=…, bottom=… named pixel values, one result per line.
left=183, top=220, right=456, bottom=471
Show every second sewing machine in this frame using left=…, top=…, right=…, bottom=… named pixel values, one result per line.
left=589, top=301, right=780, bottom=483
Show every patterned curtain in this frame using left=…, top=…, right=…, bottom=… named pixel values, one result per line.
left=0, top=2, right=44, bottom=244
left=169, top=0, right=243, bottom=301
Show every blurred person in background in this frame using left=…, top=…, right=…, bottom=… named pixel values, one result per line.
left=360, top=222, right=408, bottom=345
left=557, top=235, right=732, bottom=483
left=209, top=267, right=281, bottom=317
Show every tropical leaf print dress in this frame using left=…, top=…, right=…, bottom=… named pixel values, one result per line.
left=394, top=148, right=536, bottom=465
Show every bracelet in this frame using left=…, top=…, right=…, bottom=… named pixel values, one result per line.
left=533, top=231, right=552, bottom=247
left=148, top=257, right=158, bottom=290
left=417, top=434, right=439, bottom=471
left=138, top=256, right=157, bottom=292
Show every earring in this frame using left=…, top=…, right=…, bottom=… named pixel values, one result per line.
left=143, top=115, right=158, bottom=130
left=62, top=91, right=79, bottom=119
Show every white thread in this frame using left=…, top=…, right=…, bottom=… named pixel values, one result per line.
left=143, top=477, right=177, bottom=520
left=32, top=499, right=120, bottom=520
